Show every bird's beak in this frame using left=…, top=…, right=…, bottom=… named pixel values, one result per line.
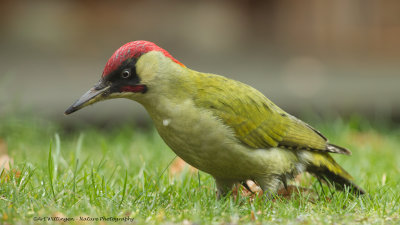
left=65, top=82, right=110, bottom=115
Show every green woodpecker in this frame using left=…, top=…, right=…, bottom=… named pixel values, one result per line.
left=65, top=41, right=365, bottom=197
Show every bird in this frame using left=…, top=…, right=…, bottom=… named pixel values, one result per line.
left=65, top=40, right=365, bottom=198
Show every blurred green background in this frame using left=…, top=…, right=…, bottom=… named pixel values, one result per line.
left=1, top=0, right=399, bottom=126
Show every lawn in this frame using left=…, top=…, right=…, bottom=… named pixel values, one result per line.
left=0, top=114, right=399, bottom=224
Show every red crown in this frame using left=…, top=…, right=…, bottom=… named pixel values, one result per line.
left=102, top=41, right=185, bottom=77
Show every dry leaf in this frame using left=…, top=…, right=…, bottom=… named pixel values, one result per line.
left=1, top=169, right=21, bottom=183
left=240, top=180, right=263, bottom=200
left=0, top=139, right=19, bottom=182
left=0, top=139, right=12, bottom=171
left=233, top=180, right=320, bottom=203
left=0, top=155, right=13, bottom=171
left=276, top=185, right=320, bottom=202
left=246, top=180, right=263, bottom=194
left=231, top=180, right=263, bottom=201
left=250, top=210, right=256, bottom=221
left=169, top=157, right=197, bottom=176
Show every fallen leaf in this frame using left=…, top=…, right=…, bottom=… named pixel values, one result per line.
left=250, top=210, right=256, bottom=221
left=231, top=183, right=239, bottom=198
left=240, top=180, right=263, bottom=200
left=169, top=157, right=197, bottom=176
left=0, top=139, right=12, bottom=171
left=246, top=180, right=263, bottom=194
left=276, top=185, right=321, bottom=202
left=233, top=181, right=320, bottom=203
left=1, top=169, right=21, bottom=183
left=231, top=180, right=263, bottom=201
left=0, top=155, right=13, bottom=171
left=0, top=139, right=19, bottom=182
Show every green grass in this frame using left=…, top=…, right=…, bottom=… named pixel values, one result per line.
left=0, top=115, right=399, bottom=224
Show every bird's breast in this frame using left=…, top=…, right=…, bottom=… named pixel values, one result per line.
left=144, top=98, right=244, bottom=175
left=142, top=97, right=299, bottom=179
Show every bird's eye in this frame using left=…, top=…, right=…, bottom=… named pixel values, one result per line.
left=121, top=69, right=131, bottom=78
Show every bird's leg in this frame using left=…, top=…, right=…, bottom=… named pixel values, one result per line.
left=255, top=175, right=282, bottom=199
left=214, top=178, right=235, bottom=199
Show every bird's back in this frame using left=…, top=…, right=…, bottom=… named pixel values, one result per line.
left=191, top=72, right=337, bottom=153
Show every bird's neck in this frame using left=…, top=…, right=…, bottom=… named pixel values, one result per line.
left=137, top=67, right=198, bottom=112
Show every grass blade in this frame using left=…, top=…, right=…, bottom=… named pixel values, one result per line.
left=48, top=142, right=56, bottom=201
left=119, top=170, right=128, bottom=208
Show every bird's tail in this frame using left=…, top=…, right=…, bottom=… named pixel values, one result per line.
left=306, top=152, right=366, bottom=195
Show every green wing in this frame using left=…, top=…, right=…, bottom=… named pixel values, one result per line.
left=193, top=73, right=350, bottom=155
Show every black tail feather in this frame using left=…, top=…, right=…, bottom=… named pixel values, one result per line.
left=308, top=166, right=366, bottom=195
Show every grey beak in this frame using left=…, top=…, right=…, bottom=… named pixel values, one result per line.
left=65, top=85, right=110, bottom=115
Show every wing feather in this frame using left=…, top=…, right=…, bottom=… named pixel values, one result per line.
left=193, top=73, right=350, bottom=155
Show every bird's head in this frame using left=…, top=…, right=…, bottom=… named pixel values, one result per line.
left=65, top=40, right=185, bottom=115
